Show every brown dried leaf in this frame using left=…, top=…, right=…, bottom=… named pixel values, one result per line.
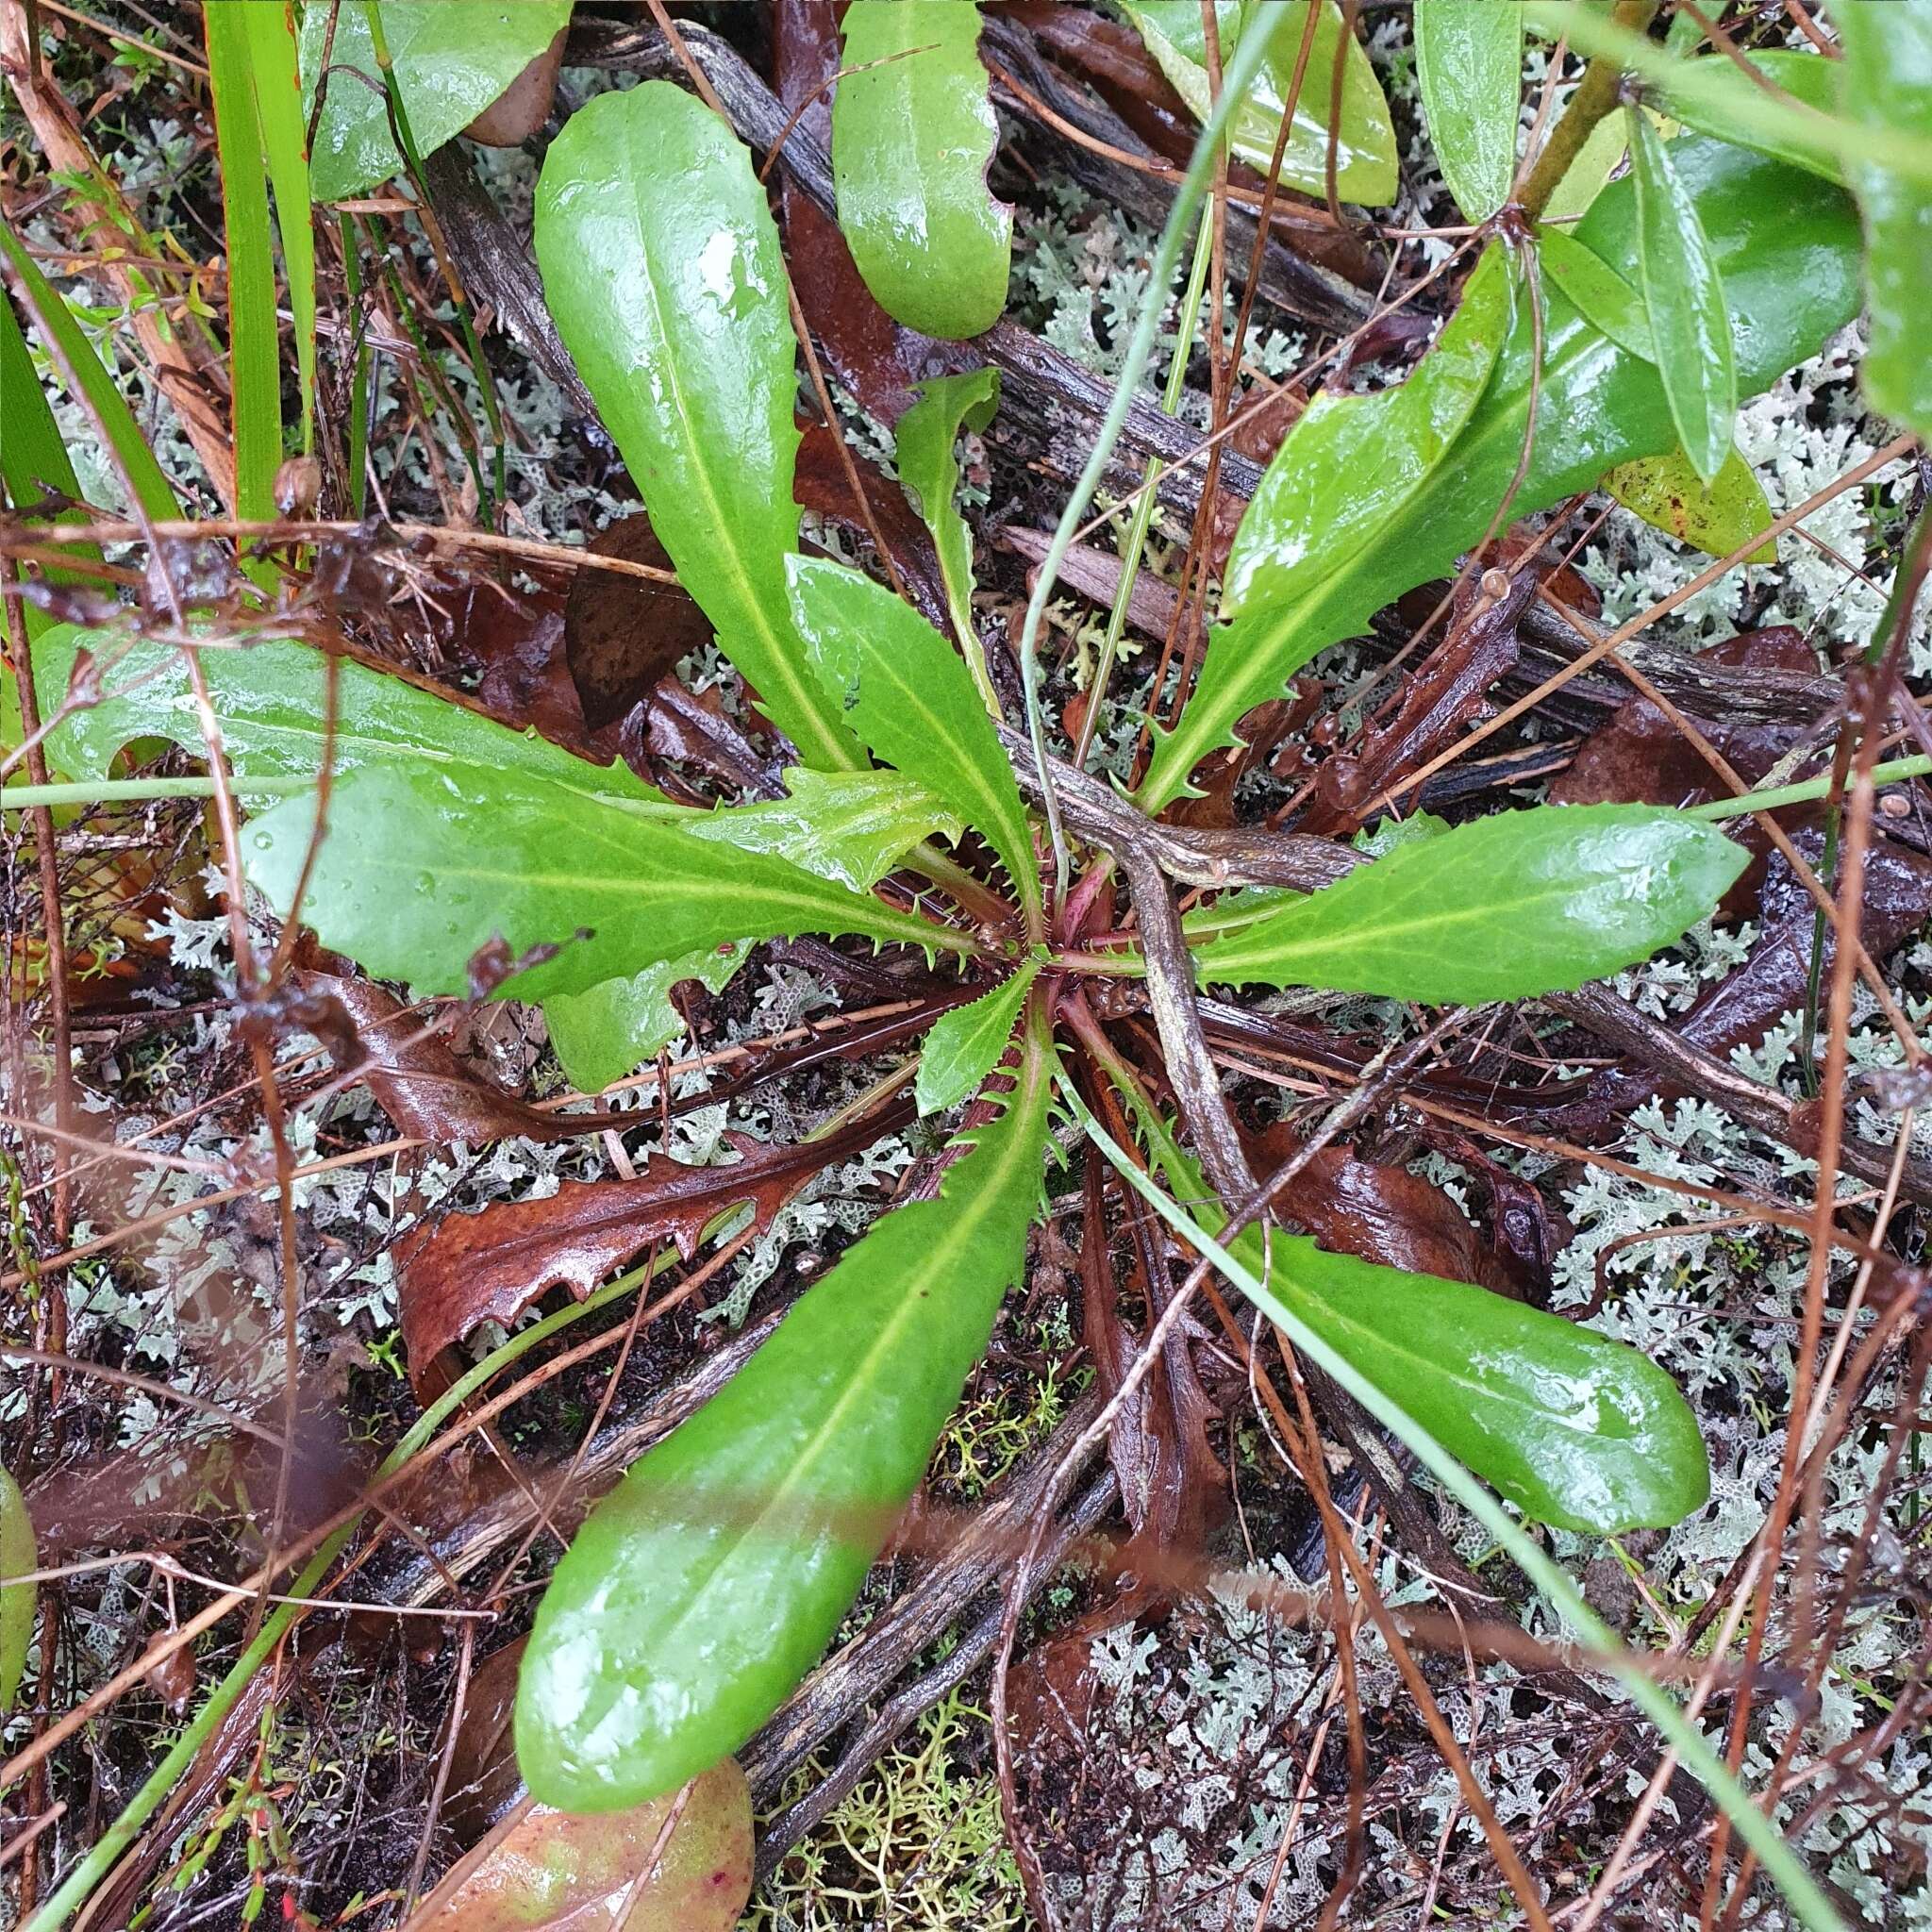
left=1245, top=1122, right=1524, bottom=1298
left=1550, top=627, right=1824, bottom=810
left=563, top=514, right=713, bottom=733
left=436, top=1636, right=750, bottom=1932
left=794, top=422, right=952, bottom=635
left=289, top=971, right=630, bottom=1145
left=397, top=1098, right=916, bottom=1384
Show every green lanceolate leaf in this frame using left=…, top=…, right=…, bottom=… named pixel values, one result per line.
left=1141, top=243, right=1509, bottom=807
left=515, top=1001, right=1054, bottom=1809
left=789, top=557, right=1041, bottom=934
left=0, top=225, right=180, bottom=523
left=1628, top=108, right=1736, bottom=487
left=1415, top=0, right=1524, bottom=222
left=1604, top=443, right=1776, bottom=563
left=1221, top=243, right=1512, bottom=624
left=241, top=760, right=971, bottom=1001
left=298, top=0, right=572, bottom=202
left=895, top=367, right=1001, bottom=703
left=536, top=83, right=860, bottom=773
left=1, top=1466, right=33, bottom=1711
left=37, top=631, right=951, bottom=889
left=1534, top=225, right=1654, bottom=361
left=1140, top=139, right=1860, bottom=812
left=1831, top=1, right=1932, bottom=442
left=543, top=946, right=747, bottom=1095
left=916, top=961, right=1039, bottom=1115
left=1656, top=46, right=1842, bottom=184
left=831, top=2, right=1011, bottom=340
left=1133, top=1115, right=1708, bottom=1535
left=1121, top=2, right=1397, bottom=204
left=1191, top=803, right=1747, bottom=1003
left=35, top=629, right=669, bottom=805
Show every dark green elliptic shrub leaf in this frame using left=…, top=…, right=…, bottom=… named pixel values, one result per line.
left=1415, top=0, right=1524, bottom=222
left=515, top=1009, right=1053, bottom=1810
left=831, top=2, right=1012, bottom=339
left=1191, top=803, right=1747, bottom=1004
left=1627, top=108, right=1736, bottom=487
left=1141, top=139, right=1861, bottom=810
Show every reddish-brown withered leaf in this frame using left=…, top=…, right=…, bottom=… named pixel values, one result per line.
left=433, top=1639, right=752, bottom=1930
left=290, top=970, right=634, bottom=1144
left=398, top=1096, right=916, bottom=1384
left=563, top=513, right=714, bottom=733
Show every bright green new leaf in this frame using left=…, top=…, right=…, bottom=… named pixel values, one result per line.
left=204, top=2, right=283, bottom=530
left=241, top=760, right=971, bottom=1000
left=1, top=1467, right=32, bottom=1712
left=231, top=0, right=316, bottom=454
left=298, top=1, right=572, bottom=203
left=1140, top=139, right=1860, bottom=811
left=1415, top=0, right=1524, bottom=222
left=543, top=946, right=746, bottom=1095
left=1191, top=803, right=1747, bottom=1002
left=789, top=557, right=1041, bottom=933
left=1831, top=1, right=1932, bottom=443
left=1627, top=108, right=1736, bottom=487
left=1141, top=244, right=1509, bottom=806
left=831, top=2, right=1011, bottom=340
left=1121, top=2, right=1397, bottom=204
left=1534, top=225, right=1654, bottom=361
left=916, top=962, right=1038, bottom=1115
left=896, top=367, right=1001, bottom=702
left=1603, top=444, right=1777, bottom=563
left=515, top=1004, right=1054, bottom=1809
left=536, top=83, right=860, bottom=773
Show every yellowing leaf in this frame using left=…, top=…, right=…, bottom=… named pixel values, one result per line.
left=1603, top=445, right=1777, bottom=563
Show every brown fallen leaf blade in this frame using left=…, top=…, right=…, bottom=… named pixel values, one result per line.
left=434, top=1638, right=752, bottom=1930
left=291, top=970, right=635, bottom=1143
left=397, top=1095, right=917, bottom=1381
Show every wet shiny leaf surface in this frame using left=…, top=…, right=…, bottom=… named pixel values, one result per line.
left=1415, top=0, right=1523, bottom=222
left=1144, top=1123, right=1708, bottom=1535
left=1628, top=109, right=1736, bottom=486
left=1141, top=141, right=1860, bottom=811
left=1191, top=803, right=1748, bottom=1002
left=515, top=1011, right=1053, bottom=1810
left=832, top=2, right=1011, bottom=339
left=536, top=83, right=860, bottom=772
left=1120, top=1, right=1397, bottom=203
left=298, top=0, right=573, bottom=203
